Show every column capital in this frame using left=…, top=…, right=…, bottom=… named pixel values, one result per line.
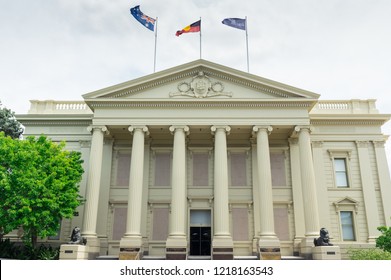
left=87, top=125, right=109, bottom=135
left=356, top=140, right=370, bottom=148
left=211, top=125, right=231, bottom=135
left=253, top=125, right=273, bottom=135
left=169, top=125, right=190, bottom=135
left=294, top=125, right=313, bottom=134
left=128, top=125, right=149, bottom=135
left=373, top=140, right=386, bottom=148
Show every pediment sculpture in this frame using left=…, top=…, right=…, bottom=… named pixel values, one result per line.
left=170, top=71, right=232, bottom=98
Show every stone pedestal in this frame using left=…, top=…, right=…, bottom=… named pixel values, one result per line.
left=312, top=246, right=341, bottom=260
left=119, top=248, right=141, bottom=260
left=59, top=245, right=88, bottom=260
left=259, top=239, right=281, bottom=260
left=212, top=237, right=234, bottom=260
left=166, top=237, right=187, bottom=260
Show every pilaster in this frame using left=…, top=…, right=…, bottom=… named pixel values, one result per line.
left=373, top=140, right=391, bottom=227
left=356, top=141, right=380, bottom=242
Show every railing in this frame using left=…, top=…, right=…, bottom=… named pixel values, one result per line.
left=28, top=100, right=93, bottom=114
left=311, top=100, right=378, bottom=114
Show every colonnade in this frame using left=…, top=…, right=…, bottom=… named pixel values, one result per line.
left=81, top=125, right=320, bottom=259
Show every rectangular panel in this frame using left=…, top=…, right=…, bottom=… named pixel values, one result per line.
left=232, top=208, right=249, bottom=241
left=193, top=153, right=209, bottom=186
left=270, top=153, right=286, bottom=187
left=152, top=208, right=169, bottom=240
left=230, top=153, right=247, bottom=186
left=116, top=153, right=131, bottom=186
left=154, top=153, right=171, bottom=186
left=273, top=207, right=290, bottom=240
left=112, top=208, right=127, bottom=240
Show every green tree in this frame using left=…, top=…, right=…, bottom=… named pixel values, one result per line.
left=376, top=221, right=391, bottom=253
left=0, top=101, right=24, bottom=139
left=0, top=133, right=84, bottom=248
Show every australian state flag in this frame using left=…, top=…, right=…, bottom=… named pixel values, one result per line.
left=130, top=5, right=156, bottom=31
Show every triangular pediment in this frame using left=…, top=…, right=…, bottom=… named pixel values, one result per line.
left=83, top=59, right=320, bottom=102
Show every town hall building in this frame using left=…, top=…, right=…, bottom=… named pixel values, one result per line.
left=16, top=60, right=391, bottom=259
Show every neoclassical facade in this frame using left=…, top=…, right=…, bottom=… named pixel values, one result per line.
left=16, top=60, right=391, bottom=259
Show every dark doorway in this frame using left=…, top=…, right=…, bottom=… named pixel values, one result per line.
left=190, top=227, right=211, bottom=256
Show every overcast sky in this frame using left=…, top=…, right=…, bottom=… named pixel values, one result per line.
left=1, top=0, right=391, bottom=159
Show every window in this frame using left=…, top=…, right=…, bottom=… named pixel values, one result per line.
left=152, top=208, right=169, bottom=240
left=334, top=158, right=349, bottom=188
left=340, top=211, right=356, bottom=241
left=232, top=208, right=249, bottom=241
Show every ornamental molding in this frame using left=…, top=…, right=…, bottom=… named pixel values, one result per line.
left=19, top=120, right=92, bottom=126
left=88, top=100, right=314, bottom=109
left=310, top=119, right=386, bottom=126
left=169, top=71, right=232, bottom=98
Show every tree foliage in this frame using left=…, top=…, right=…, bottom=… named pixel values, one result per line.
left=376, top=222, right=391, bottom=253
left=0, top=133, right=84, bottom=248
left=0, top=101, right=24, bottom=139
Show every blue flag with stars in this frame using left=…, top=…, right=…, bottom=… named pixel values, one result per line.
left=130, top=5, right=156, bottom=31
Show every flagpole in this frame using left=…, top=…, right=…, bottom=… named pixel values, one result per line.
left=245, top=16, right=250, bottom=73
left=199, top=17, right=202, bottom=59
left=154, top=17, right=158, bottom=73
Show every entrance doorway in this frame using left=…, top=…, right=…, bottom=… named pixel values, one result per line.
left=189, top=210, right=211, bottom=256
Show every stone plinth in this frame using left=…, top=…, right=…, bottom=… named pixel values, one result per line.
left=59, top=244, right=88, bottom=260
left=312, top=246, right=341, bottom=260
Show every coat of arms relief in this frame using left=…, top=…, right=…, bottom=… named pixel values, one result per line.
left=170, top=71, right=232, bottom=98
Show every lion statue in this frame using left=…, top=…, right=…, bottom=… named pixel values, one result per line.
left=314, top=227, right=333, bottom=246
left=68, top=226, right=87, bottom=245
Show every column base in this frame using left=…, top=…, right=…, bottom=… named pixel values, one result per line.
left=300, top=237, right=316, bottom=260
left=258, top=237, right=281, bottom=260
left=212, top=237, right=234, bottom=260
left=166, top=237, right=187, bottom=260
left=312, top=246, right=341, bottom=260
left=119, top=236, right=143, bottom=260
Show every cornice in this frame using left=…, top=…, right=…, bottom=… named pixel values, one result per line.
left=310, top=119, right=387, bottom=126
left=19, top=120, right=92, bottom=126
left=86, top=99, right=316, bottom=109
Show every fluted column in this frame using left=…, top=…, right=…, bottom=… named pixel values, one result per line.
left=211, top=125, right=233, bottom=260
left=82, top=125, right=108, bottom=259
left=253, top=126, right=280, bottom=260
left=295, top=126, right=320, bottom=259
left=296, top=126, right=320, bottom=236
left=166, top=125, right=189, bottom=260
left=120, top=126, right=148, bottom=257
left=82, top=125, right=108, bottom=238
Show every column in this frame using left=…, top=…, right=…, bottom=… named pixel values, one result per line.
left=373, top=141, right=391, bottom=227
left=166, top=125, right=189, bottom=260
left=295, top=126, right=320, bottom=258
left=119, top=126, right=149, bottom=260
left=288, top=138, right=305, bottom=256
left=211, top=125, right=233, bottom=260
left=82, top=125, right=108, bottom=258
left=356, top=141, right=380, bottom=241
left=253, top=126, right=281, bottom=260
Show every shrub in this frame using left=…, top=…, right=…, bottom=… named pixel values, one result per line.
left=348, top=248, right=391, bottom=260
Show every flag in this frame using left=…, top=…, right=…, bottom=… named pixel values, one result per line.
left=130, top=5, right=156, bottom=31
left=176, top=20, right=201, bottom=36
left=222, top=18, right=246, bottom=30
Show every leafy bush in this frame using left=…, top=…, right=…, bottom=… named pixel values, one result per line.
left=0, top=238, right=59, bottom=260
left=348, top=248, right=391, bottom=260
left=376, top=225, right=391, bottom=253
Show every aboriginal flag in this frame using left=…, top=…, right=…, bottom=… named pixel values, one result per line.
left=176, top=20, right=201, bottom=36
